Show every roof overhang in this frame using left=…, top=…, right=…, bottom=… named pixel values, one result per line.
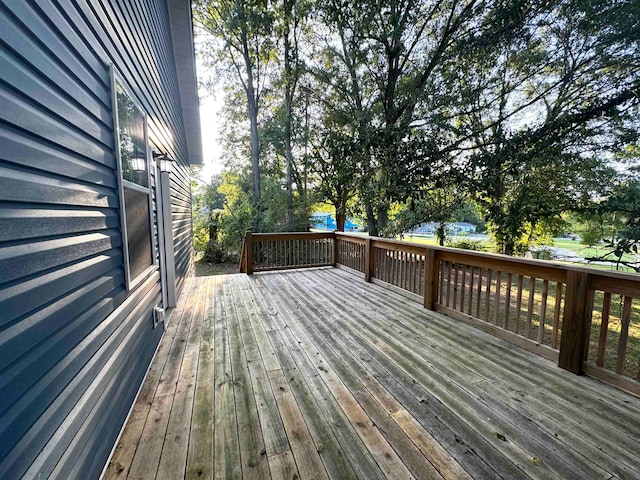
left=167, top=0, right=203, bottom=165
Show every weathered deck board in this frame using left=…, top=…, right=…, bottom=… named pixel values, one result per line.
left=107, top=268, right=640, bottom=480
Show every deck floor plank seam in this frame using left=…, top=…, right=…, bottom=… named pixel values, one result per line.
left=185, top=276, right=217, bottom=479
left=213, top=275, right=242, bottom=479
left=225, top=276, right=272, bottom=479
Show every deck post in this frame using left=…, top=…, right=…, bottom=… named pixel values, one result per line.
left=332, top=231, right=338, bottom=267
left=423, top=248, right=438, bottom=310
left=245, top=231, right=254, bottom=275
left=364, top=237, right=374, bottom=282
left=558, top=270, right=592, bottom=374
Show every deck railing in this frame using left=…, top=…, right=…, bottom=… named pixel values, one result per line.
left=240, top=231, right=640, bottom=394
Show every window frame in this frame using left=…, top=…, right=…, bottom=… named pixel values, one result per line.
left=110, top=65, right=157, bottom=291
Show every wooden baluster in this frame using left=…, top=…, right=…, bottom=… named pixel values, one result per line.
left=596, top=292, right=611, bottom=367
left=350, top=242, right=354, bottom=268
left=475, top=269, right=483, bottom=318
left=452, top=263, right=459, bottom=309
left=293, top=239, right=296, bottom=266
left=438, top=259, right=444, bottom=305
left=460, top=265, right=467, bottom=313
left=525, top=277, right=536, bottom=339
left=467, top=266, right=475, bottom=315
left=322, top=238, right=326, bottom=264
left=538, top=279, right=549, bottom=344
left=394, top=251, right=399, bottom=286
left=269, top=240, right=272, bottom=267
left=493, top=271, right=502, bottom=325
left=392, top=250, right=397, bottom=285
left=484, top=269, right=492, bottom=322
left=514, top=275, right=524, bottom=334
left=504, top=273, right=512, bottom=329
left=616, top=296, right=633, bottom=375
left=445, top=262, right=453, bottom=307
left=551, top=282, right=563, bottom=349
left=404, top=252, right=408, bottom=290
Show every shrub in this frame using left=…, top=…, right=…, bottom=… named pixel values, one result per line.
left=445, top=239, right=489, bottom=252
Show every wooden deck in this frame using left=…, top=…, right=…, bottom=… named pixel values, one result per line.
left=104, top=267, right=640, bottom=480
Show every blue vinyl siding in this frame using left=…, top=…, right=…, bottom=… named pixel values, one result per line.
left=0, top=0, right=194, bottom=478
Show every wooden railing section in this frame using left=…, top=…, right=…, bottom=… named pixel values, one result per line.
left=241, top=231, right=640, bottom=394
left=240, top=232, right=334, bottom=274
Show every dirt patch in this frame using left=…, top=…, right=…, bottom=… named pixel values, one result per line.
left=195, top=260, right=239, bottom=277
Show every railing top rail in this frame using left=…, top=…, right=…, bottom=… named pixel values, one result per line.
left=251, top=232, right=335, bottom=240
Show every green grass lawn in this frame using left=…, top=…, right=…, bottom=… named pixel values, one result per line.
left=552, top=238, right=636, bottom=263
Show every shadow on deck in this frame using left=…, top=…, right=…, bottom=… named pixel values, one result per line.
left=105, top=267, right=640, bottom=480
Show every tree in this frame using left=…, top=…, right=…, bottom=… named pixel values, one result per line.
left=448, top=0, right=640, bottom=254
left=194, top=0, right=277, bottom=216
left=309, top=124, right=359, bottom=231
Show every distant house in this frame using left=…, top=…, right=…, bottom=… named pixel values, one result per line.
left=410, top=222, right=477, bottom=235
left=311, top=212, right=361, bottom=232
left=452, top=222, right=478, bottom=234
left=0, top=2, right=202, bottom=478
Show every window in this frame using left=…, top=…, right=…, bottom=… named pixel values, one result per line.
left=111, top=68, right=155, bottom=289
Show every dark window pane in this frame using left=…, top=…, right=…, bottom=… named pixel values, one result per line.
left=125, top=186, right=153, bottom=279
left=116, top=82, right=148, bottom=187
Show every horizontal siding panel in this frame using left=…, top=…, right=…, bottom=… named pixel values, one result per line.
left=27, top=1, right=110, bottom=93
left=0, top=164, right=117, bottom=207
left=0, top=272, right=123, bottom=370
left=69, top=0, right=188, bottom=160
left=0, top=230, right=121, bottom=285
left=0, top=87, right=111, bottom=163
left=0, top=206, right=119, bottom=242
left=0, top=125, right=117, bottom=183
left=0, top=252, right=122, bottom=325
left=0, top=48, right=114, bottom=145
left=0, top=3, right=112, bottom=113
left=0, top=287, right=126, bottom=417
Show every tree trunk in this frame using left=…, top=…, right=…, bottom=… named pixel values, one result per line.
left=366, top=204, right=377, bottom=237
left=240, top=24, right=261, bottom=225
left=247, top=93, right=261, bottom=210
left=436, top=223, right=446, bottom=246
left=336, top=211, right=346, bottom=232
left=283, top=9, right=294, bottom=228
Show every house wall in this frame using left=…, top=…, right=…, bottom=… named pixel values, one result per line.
left=0, top=1, right=194, bottom=478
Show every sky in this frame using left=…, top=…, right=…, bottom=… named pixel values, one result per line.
left=197, top=92, right=224, bottom=183
left=194, top=48, right=224, bottom=184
